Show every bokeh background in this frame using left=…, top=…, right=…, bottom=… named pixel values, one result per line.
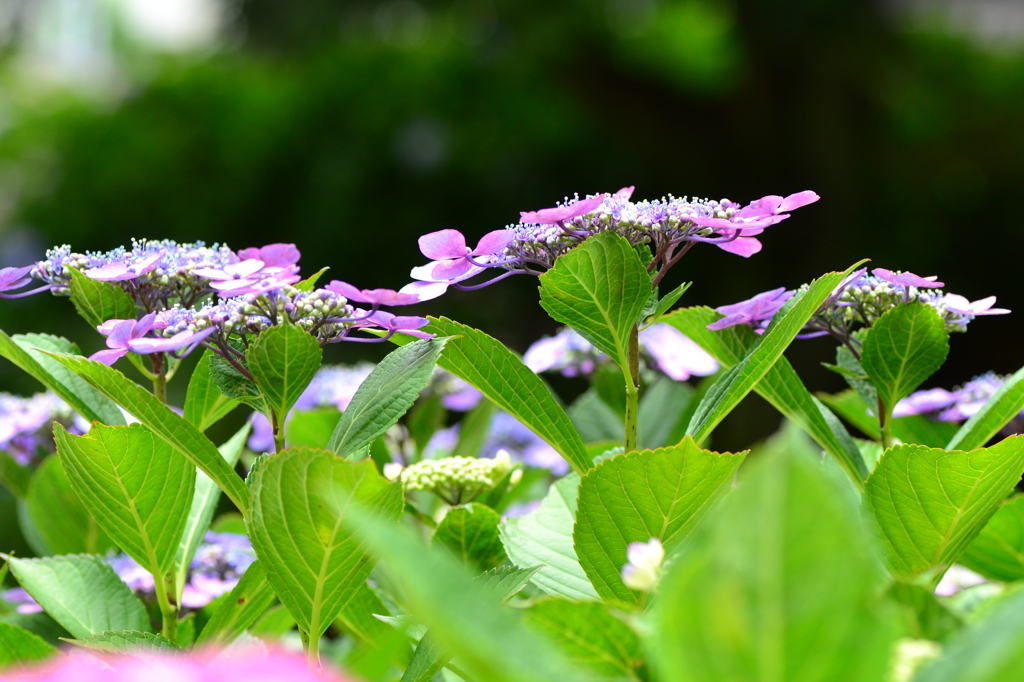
left=0, top=0, right=1020, bottom=450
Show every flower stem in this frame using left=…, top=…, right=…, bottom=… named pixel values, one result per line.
left=624, top=325, right=641, bottom=452
left=300, top=628, right=320, bottom=670
left=271, top=409, right=285, bottom=453
left=150, top=354, right=168, bottom=405
left=878, top=396, right=894, bottom=450
left=153, top=572, right=179, bottom=644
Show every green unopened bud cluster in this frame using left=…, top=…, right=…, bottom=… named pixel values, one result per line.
left=397, top=452, right=512, bottom=504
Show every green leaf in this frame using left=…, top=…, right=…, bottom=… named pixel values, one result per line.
left=452, top=399, right=496, bottom=459
left=399, top=566, right=540, bottom=682
left=247, top=447, right=405, bottom=640
left=433, top=503, right=506, bottom=572
left=65, top=630, right=180, bottom=654
left=666, top=304, right=868, bottom=482
left=54, top=423, right=195, bottom=577
left=407, top=393, right=445, bottom=457
left=286, top=409, right=340, bottom=449
left=685, top=263, right=867, bottom=445
left=862, top=302, right=950, bottom=412
left=574, top=436, right=745, bottom=604
left=328, top=338, right=446, bottom=458
left=638, top=375, right=693, bottom=449
left=568, top=390, right=623, bottom=443
left=425, top=317, right=591, bottom=475
left=335, top=582, right=408, bottom=650
left=522, top=600, right=643, bottom=680
left=295, top=266, right=330, bottom=292
left=174, top=422, right=249, bottom=599
left=651, top=447, right=896, bottom=682
left=209, top=348, right=265, bottom=412
left=0, top=452, right=30, bottom=498
left=865, top=436, right=1024, bottom=581
left=836, top=343, right=879, bottom=408
left=67, top=267, right=136, bottom=329
left=960, top=496, right=1024, bottom=582
left=887, top=582, right=963, bottom=642
left=248, top=321, right=323, bottom=424
left=0, top=622, right=56, bottom=669
left=538, top=231, right=651, bottom=371
left=817, top=389, right=881, bottom=440
left=914, top=588, right=1024, bottom=682
left=0, top=331, right=124, bottom=425
left=948, top=364, right=1024, bottom=451
left=183, top=350, right=239, bottom=432
left=649, top=282, right=691, bottom=322
left=195, top=560, right=276, bottom=646
left=8, top=555, right=150, bottom=638
left=499, top=474, right=598, bottom=601
left=893, top=415, right=960, bottom=448
left=44, top=352, right=251, bottom=518
left=26, top=455, right=114, bottom=555
left=349, top=507, right=600, bottom=682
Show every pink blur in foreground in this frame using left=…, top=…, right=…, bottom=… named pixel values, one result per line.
left=1, top=647, right=348, bottom=682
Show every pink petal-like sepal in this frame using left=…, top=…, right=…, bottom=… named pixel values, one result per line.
left=85, top=251, right=165, bottom=282
left=520, top=194, right=607, bottom=225
left=471, top=229, right=514, bottom=256
left=778, top=190, right=820, bottom=212
left=419, top=230, right=468, bottom=260
left=872, top=268, right=943, bottom=288
left=89, top=348, right=129, bottom=365
left=715, top=236, right=762, bottom=257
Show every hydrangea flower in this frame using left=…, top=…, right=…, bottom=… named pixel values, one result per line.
left=0, top=392, right=87, bottom=466
left=620, top=537, right=665, bottom=591
left=410, top=188, right=819, bottom=291
left=3, top=647, right=349, bottom=682
left=894, top=373, right=1021, bottom=431
left=523, top=324, right=718, bottom=381
left=91, top=313, right=216, bottom=365
left=397, top=452, right=512, bottom=505
left=0, top=265, right=48, bottom=298
left=707, top=269, right=1009, bottom=349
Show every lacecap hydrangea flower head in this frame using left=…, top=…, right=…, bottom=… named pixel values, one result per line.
left=409, top=188, right=819, bottom=293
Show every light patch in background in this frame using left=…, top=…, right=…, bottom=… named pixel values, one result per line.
left=374, top=0, right=429, bottom=48
left=115, top=0, right=225, bottom=52
left=0, top=227, right=45, bottom=269
left=393, top=117, right=449, bottom=173
left=889, top=0, right=1024, bottom=50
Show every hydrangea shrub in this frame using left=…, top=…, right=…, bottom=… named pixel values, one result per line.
left=0, top=188, right=1022, bottom=681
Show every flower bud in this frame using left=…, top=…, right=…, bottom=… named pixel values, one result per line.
left=621, top=537, right=664, bottom=592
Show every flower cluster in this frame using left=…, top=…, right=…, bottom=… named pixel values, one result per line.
left=410, top=189, right=819, bottom=292
left=895, top=372, right=1023, bottom=433
left=3, top=531, right=255, bottom=614
left=394, top=452, right=512, bottom=505
left=0, top=392, right=87, bottom=466
left=708, top=268, right=1009, bottom=347
left=524, top=323, right=718, bottom=381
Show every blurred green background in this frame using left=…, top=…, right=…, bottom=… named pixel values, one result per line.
left=0, top=0, right=1020, bottom=450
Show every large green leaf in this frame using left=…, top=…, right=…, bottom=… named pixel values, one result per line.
left=327, top=338, right=446, bottom=458
left=26, top=455, right=114, bottom=555
left=452, top=399, right=496, bottom=459
left=568, top=390, right=623, bottom=444
left=54, top=423, right=195, bottom=577
left=499, top=474, right=598, bottom=601
left=538, top=231, right=651, bottom=370
left=66, top=267, right=136, bottom=329
left=667, top=310, right=863, bottom=481
left=248, top=321, right=322, bottom=426
left=683, top=262, right=868, bottom=447
left=960, top=496, right=1024, bottom=582
left=947, top=364, right=1024, bottom=451
left=174, top=422, right=249, bottom=599
left=651, top=447, right=896, bottom=682
left=0, top=452, right=30, bottom=498
left=247, top=447, right=404, bottom=640
left=183, top=350, right=239, bottom=432
left=286, top=409, right=341, bottom=449
left=865, top=436, right=1024, bottom=581
left=914, top=588, right=1024, bottom=682
left=0, top=331, right=124, bottom=425
left=574, top=436, right=745, bottom=604
left=522, top=600, right=643, bottom=680
left=426, top=317, right=590, bottom=475
left=0, top=622, right=56, bottom=669
left=44, top=352, right=250, bottom=517
left=862, top=302, right=950, bottom=413
left=195, top=560, right=276, bottom=645
left=400, top=566, right=538, bottom=682
left=7, top=555, right=150, bottom=638
left=349, top=507, right=599, bottom=682
left=432, top=503, right=506, bottom=572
